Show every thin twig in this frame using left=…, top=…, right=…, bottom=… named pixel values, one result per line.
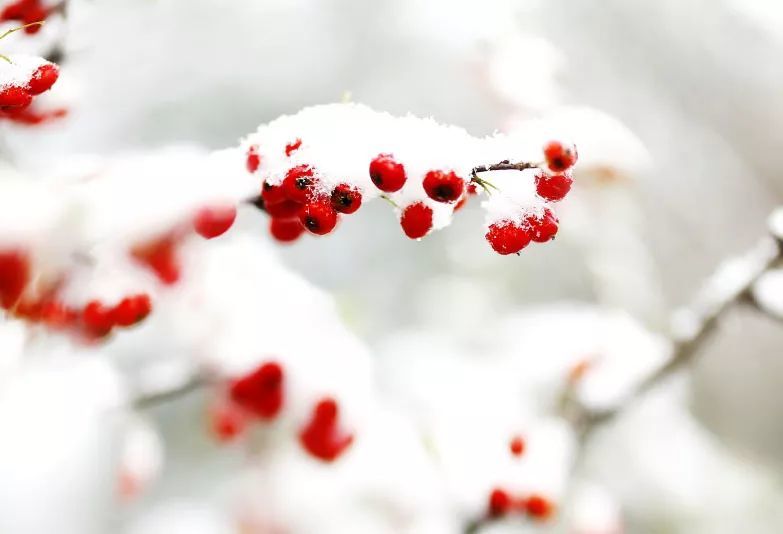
left=133, top=373, right=210, bottom=409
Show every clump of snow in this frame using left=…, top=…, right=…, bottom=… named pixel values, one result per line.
left=0, top=54, right=47, bottom=89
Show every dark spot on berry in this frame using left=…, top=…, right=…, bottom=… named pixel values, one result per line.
left=250, top=195, right=265, bottom=211
left=434, top=184, right=453, bottom=200
left=371, top=172, right=382, bottom=187
left=336, top=194, right=352, bottom=207
left=295, top=177, right=312, bottom=191
left=304, top=217, right=318, bottom=231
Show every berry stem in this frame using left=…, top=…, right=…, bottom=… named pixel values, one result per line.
left=0, top=21, right=45, bottom=42
left=470, top=160, right=540, bottom=195
left=379, top=194, right=399, bottom=209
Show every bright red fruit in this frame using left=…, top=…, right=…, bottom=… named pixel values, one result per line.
left=246, top=145, right=261, bottom=173
left=282, top=165, right=319, bottom=203
left=299, top=201, right=338, bottom=235
left=299, top=397, right=354, bottom=462
left=543, top=140, right=578, bottom=172
left=485, top=222, right=531, bottom=255
left=82, top=300, right=115, bottom=337
left=369, top=154, right=406, bottom=192
left=194, top=204, right=237, bottom=239
left=269, top=217, right=305, bottom=242
left=27, top=63, right=59, bottom=95
left=525, top=209, right=558, bottom=242
left=535, top=172, right=572, bottom=201
left=0, top=86, right=32, bottom=111
left=524, top=494, right=555, bottom=521
left=330, top=184, right=362, bottom=214
left=488, top=488, right=512, bottom=517
left=112, top=294, right=152, bottom=327
left=0, top=249, right=29, bottom=309
left=400, top=202, right=433, bottom=239
left=229, top=361, right=285, bottom=420
left=39, top=299, right=78, bottom=329
left=423, top=170, right=464, bottom=203
left=285, top=138, right=302, bottom=156
left=509, top=435, right=525, bottom=457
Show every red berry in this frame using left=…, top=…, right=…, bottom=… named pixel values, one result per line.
left=260, top=181, right=287, bottom=206
left=131, top=234, right=181, bottom=285
left=82, top=300, right=115, bottom=337
left=39, top=299, right=78, bottom=329
left=423, top=170, right=464, bottom=203
left=246, top=145, right=261, bottom=173
left=543, top=140, right=578, bottom=172
left=282, top=165, right=319, bottom=203
left=265, top=198, right=302, bottom=218
left=299, top=397, right=354, bottom=462
left=369, top=154, right=406, bottom=192
left=209, top=402, right=247, bottom=442
left=466, top=182, right=478, bottom=195
left=194, top=204, right=237, bottom=239
left=112, top=294, right=152, bottom=327
left=269, top=217, right=305, bottom=242
left=535, top=172, right=572, bottom=201
left=0, top=249, right=29, bottom=309
left=525, top=209, right=558, bottom=243
left=21, top=4, right=46, bottom=32
left=299, top=200, right=338, bottom=235
left=285, top=138, right=302, bottom=156
left=485, top=222, right=531, bottom=255
left=229, top=361, right=285, bottom=420
left=27, top=63, right=59, bottom=96
left=1, top=0, right=28, bottom=20
left=330, top=184, right=362, bottom=214
left=524, top=494, right=555, bottom=521
left=488, top=488, right=512, bottom=517
left=0, top=86, right=32, bottom=111
left=400, top=202, right=433, bottom=239
left=509, top=435, right=525, bottom=457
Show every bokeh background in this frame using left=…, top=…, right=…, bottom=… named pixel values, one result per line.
left=2, top=0, right=783, bottom=533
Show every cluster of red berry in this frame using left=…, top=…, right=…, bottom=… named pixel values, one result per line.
left=0, top=0, right=53, bottom=33
left=246, top=135, right=576, bottom=254
left=485, top=141, right=577, bottom=255
left=0, top=59, right=58, bottom=113
left=488, top=488, right=555, bottom=522
left=0, top=248, right=152, bottom=340
left=211, top=361, right=355, bottom=462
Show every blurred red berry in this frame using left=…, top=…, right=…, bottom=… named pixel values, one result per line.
left=509, top=435, right=525, bottom=457
left=330, top=184, right=362, bottom=214
left=194, top=204, right=237, bottom=239
left=369, top=154, right=406, bottom=192
left=400, top=202, right=433, bottom=239
left=265, top=198, right=302, bottom=218
left=82, top=300, right=115, bottom=337
left=285, top=138, right=302, bottom=156
left=299, top=397, right=354, bottom=462
left=0, top=249, right=29, bottom=309
left=210, top=402, right=247, bottom=442
left=229, top=361, right=284, bottom=420
left=524, top=494, right=555, bottom=521
left=488, top=488, right=512, bottom=517
left=543, top=140, right=578, bottom=172
left=131, top=234, right=181, bottom=285
left=423, top=170, right=464, bottom=203
left=113, top=294, right=152, bottom=327
left=485, top=222, right=531, bottom=255
left=246, top=145, right=261, bottom=173
left=269, top=217, right=305, bottom=242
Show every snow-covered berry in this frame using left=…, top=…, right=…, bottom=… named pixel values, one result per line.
left=535, top=171, right=572, bottom=202
left=369, top=154, right=406, bottom=192
left=229, top=361, right=285, bottom=420
left=330, top=183, right=362, bottom=214
left=299, top=200, right=338, bottom=235
left=400, top=202, right=433, bottom=239
left=543, top=140, right=578, bottom=172
left=299, top=397, right=354, bottom=462
left=525, top=209, right=558, bottom=243
left=423, top=170, right=464, bottom=203
left=485, top=221, right=531, bottom=255
left=283, top=165, right=319, bottom=204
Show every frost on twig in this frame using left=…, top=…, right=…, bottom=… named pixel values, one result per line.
left=576, top=208, right=783, bottom=434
